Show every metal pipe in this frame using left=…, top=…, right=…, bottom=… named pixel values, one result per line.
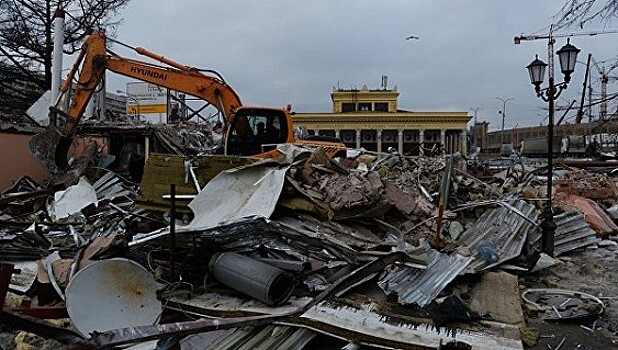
left=253, top=258, right=311, bottom=272
left=209, top=252, right=294, bottom=306
left=51, top=7, right=65, bottom=103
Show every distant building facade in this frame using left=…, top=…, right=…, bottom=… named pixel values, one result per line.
left=292, top=86, right=471, bottom=155
left=480, top=111, right=618, bottom=154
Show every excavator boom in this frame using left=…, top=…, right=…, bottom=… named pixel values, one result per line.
left=31, top=31, right=242, bottom=171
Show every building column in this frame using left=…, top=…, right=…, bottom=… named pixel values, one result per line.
left=356, top=129, right=361, bottom=149
left=398, top=129, right=404, bottom=154
left=377, top=129, right=382, bottom=153
left=419, top=129, right=425, bottom=155
left=440, top=129, right=446, bottom=154
left=461, top=130, right=467, bottom=155
left=454, top=131, right=458, bottom=153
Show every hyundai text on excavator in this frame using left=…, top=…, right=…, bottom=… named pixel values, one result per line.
left=29, top=30, right=345, bottom=173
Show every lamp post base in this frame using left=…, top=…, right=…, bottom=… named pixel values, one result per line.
left=540, top=209, right=556, bottom=256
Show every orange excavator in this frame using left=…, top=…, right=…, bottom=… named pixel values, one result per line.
left=29, top=30, right=345, bottom=173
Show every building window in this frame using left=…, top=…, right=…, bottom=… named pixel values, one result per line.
left=382, top=130, right=397, bottom=143
left=342, top=103, right=355, bottom=112
left=374, top=102, right=388, bottom=112
left=358, top=103, right=372, bottom=112
left=340, top=130, right=356, bottom=144
left=361, top=130, right=377, bottom=142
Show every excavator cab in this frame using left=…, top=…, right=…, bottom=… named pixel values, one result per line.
left=225, top=107, right=290, bottom=156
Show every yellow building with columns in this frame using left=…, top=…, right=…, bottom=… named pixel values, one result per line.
left=292, top=86, right=471, bottom=156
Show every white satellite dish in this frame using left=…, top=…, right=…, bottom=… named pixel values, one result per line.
left=65, top=258, right=162, bottom=336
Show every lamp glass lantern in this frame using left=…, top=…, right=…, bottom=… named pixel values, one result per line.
left=555, top=38, right=581, bottom=82
left=526, top=55, right=547, bottom=88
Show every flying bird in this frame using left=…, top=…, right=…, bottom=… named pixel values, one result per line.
left=405, top=35, right=419, bottom=40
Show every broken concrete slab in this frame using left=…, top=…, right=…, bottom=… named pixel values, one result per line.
left=468, top=271, right=525, bottom=326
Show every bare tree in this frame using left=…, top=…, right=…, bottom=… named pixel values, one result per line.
left=556, top=0, right=618, bottom=28
left=0, top=0, right=129, bottom=119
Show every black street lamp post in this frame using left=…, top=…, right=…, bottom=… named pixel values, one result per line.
left=526, top=38, right=580, bottom=257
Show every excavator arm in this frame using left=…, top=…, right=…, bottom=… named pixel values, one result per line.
left=61, top=31, right=242, bottom=135
left=30, top=31, right=243, bottom=171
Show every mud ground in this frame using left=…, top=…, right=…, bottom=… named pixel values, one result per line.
left=523, top=242, right=618, bottom=349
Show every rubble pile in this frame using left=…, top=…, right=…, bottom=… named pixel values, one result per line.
left=1, top=145, right=618, bottom=349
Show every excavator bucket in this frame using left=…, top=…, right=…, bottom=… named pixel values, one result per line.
left=28, top=127, right=72, bottom=174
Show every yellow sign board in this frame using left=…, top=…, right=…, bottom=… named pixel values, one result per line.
left=126, top=104, right=167, bottom=114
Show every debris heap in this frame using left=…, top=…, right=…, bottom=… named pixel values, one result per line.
left=1, top=145, right=618, bottom=349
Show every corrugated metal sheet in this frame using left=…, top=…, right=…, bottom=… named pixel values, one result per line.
left=457, top=200, right=541, bottom=273
left=553, top=211, right=601, bottom=256
left=378, top=249, right=473, bottom=306
left=169, top=294, right=523, bottom=350
left=209, top=325, right=316, bottom=350
left=555, top=193, right=618, bottom=237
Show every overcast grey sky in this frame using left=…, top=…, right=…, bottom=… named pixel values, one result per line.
left=99, top=0, right=618, bottom=130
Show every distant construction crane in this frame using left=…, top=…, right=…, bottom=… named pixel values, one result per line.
left=514, top=29, right=618, bottom=44
left=514, top=28, right=618, bottom=80
left=515, top=27, right=618, bottom=123
left=590, top=56, right=618, bottom=120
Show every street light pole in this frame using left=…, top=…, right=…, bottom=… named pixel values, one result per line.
left=494, top=97, right=514, bottom=145
left=525, top=38, right=580, bottom=257
left=544, top=75, right=557, bottom=256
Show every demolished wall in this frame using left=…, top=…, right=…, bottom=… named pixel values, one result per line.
left=0, top=132, right=49, bottom=190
